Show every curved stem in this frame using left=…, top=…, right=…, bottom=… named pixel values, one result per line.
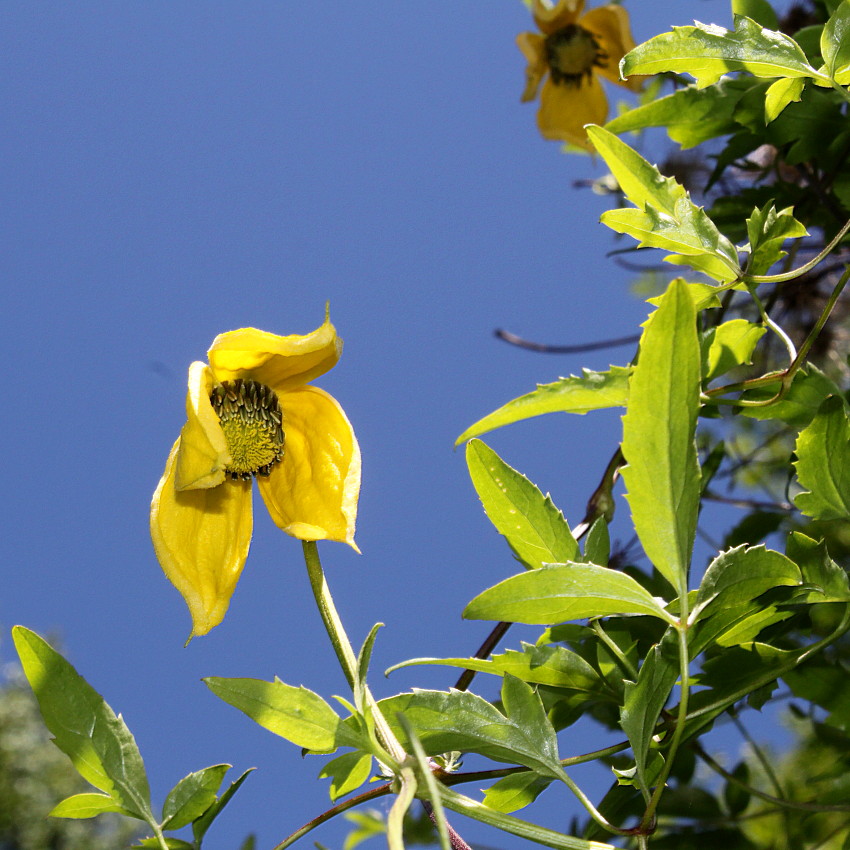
left=746, top=217, right=850, bottom=283
left=270, top=783, right=392, bottom=850
left=695, top=743, right=850, bottom=813
left=302, top=541, right=406, bottom=765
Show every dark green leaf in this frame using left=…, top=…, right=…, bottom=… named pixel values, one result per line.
left=786, top=531, right=850, bottom=601
left=375, top=687, right=564, bottom=778
left=795, top=395, right=850, bottom=519
left=732, top=0, right=778, bottom=29
left=463, top=564, right=674, bottom=625
left=11, top=626, right=152, bottom=821
left=724, top=762, right=752, bottom=815
left=693, top=545, right=802, bottom=622
left=456, top=367, right=631, bottom=444
left=466, top=440, right=579, bottom=569
left=621, top=641, right=679, bottom=792
left=192, top=768, right=254, bottom=847
left=161, top=764, right=230, bottom=830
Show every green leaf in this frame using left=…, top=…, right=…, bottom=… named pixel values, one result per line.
left=456, top=367, right=631, bottom=444
left=703, top=319, right=766, bottom=381
left=732, top=0, right=778, bottom=29
left=11, top=626, right=153, bottom=822
left=745, top=203, right=808, bottom=275
left=605, top=78, right=753, bottom=148
left=192, top=768, right=254, bottom=847
left=692, top=545, right=802, bottom=622
left=588, top=127, right=740, bottom=281
left=620, top=640, right=680, bottom=793
left=463, top=563, right=674, bottom=625
left=764, top=76, right=806, bottom=121
left=132, top=839, right=193, bottom=850
left=319, top=751, right=373, bottom=801
left=376, top=685, right=564, bottom=779
left=388, top=642, right=609, bottom=696
left=49, top=792, right=137, bottom=820
left=822, top=0, right=850, bottom=82
left=500, top=674, right=561, bottom=766
left=584, top=518, right=610, bottom=567
left=786, top=531, right=850, bottom=602
left=646, top=280, right=726, bottom=310
left=482, top=773, right=553, bottom=814
left=466, top=440, right=579, bottom=569
left=621, top=16, right=820, bottom=87
left=795, top=395, right=850, bottom=519
left=204, top=677, right=360, bottom=751
left=161, top=764, right=230, bottom=830
left=620, top=278, right=701, bottom=594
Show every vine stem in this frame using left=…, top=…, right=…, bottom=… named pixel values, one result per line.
left=746, top=217, right=850, bottom=283
left=302, top=540, right=406, bottom=765
left=640, top=624, right=691, bottom=829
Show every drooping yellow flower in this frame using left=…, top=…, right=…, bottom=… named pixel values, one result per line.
left=517, top=0, right=642, bottom=149
left=150, top=311, right=361, bottom=639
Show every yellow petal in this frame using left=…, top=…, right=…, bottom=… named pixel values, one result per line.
left=175, top=362, right=230, bottom=491
left=517, top=32, right=548, bottom=102
left=531, top=0, right=582, bottom=35
left=537, top=74, right=607, bottom=149
left=580, top=5, right=643, bottom=91
left=151, top=439, right=253, bottom=638
left=258, top=385, right=360, bottom=549
left=207, top=312, right=342, bottom=395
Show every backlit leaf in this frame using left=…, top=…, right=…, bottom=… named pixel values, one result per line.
left=12, top=627, right=153, bottom=822
left=456, top=367, right=631, bottom=444
left=204, top=677, right=360, bottom=752
left=463, top=563, right=674, bottom=625
left=466, top=439, right=579, bottom=569
left=621, top=16, right=819, bottom=87
left=620, top=279, right=701, bottom=594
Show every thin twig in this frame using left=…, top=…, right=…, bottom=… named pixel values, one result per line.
left=494, top=328, right=640, bottom=354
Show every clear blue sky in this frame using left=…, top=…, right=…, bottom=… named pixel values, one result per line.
left=2, top=2, right=763, bottom=848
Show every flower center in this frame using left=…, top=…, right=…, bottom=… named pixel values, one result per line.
left=210, top=379, right=285, bottom=480
left=545, top=24, right=606, bottom=86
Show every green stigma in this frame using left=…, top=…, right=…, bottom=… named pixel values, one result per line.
left=545, top=24, right=606, bottom=86
left=210, top=379, right=285, bottom=480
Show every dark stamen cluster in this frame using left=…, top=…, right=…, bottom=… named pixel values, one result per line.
left=210, top=378, right=285, bottom=480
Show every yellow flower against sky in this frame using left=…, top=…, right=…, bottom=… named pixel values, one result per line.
left=517, top=0, right=642, bottom=149
left=150, top=310, right=361, bottom=639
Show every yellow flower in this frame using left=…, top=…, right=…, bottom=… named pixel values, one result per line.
left=150, top=311, right=361, bottom=639
left=517, top=0, right=642, bottom=149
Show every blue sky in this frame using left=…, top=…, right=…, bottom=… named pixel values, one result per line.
left=3, top=2, right=765, bottom=848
